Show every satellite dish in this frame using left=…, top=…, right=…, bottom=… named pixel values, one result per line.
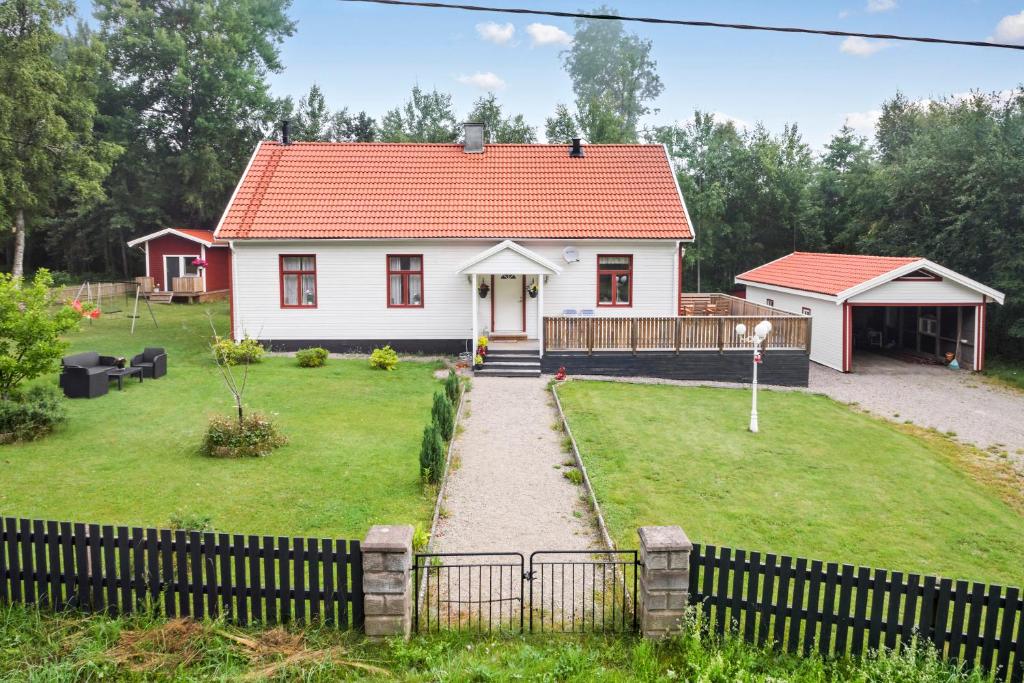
left=562, top=246, right=580, bottom=263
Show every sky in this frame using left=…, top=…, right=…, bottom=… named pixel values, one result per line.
left=79, top=1, right=1024, bottom=148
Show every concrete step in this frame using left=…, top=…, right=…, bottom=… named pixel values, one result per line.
left=483, top=360, right=540, bottom=367
left=485, top=352, right=540, bottom=360
left=474, top=367, right=542, bottom=377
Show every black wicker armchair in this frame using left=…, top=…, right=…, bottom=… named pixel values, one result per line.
left=59, top=352, right=119, bottom=399
left=131, top=347, right=167, bottom=379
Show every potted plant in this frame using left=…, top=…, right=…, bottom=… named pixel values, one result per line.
left=477, top=335, right=488, bottom=358
left=474, top=354, right=484, bottom=369
left=527, top=281, right=538, bottom=298
left=477, top=282, right=490, bottom=298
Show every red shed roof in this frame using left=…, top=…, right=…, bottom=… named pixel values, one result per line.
left=215, top=142, right=693, bottom=240
left=736, top=252, right=920, bottom=296
left=126, top=228, right=223, bottom=248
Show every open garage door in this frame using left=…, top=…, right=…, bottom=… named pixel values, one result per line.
left=847, top=304, right=980, bottom=372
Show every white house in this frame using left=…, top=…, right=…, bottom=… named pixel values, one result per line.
left=736, top=252, right=1005, bottom=372
left=214, top=125, right=695, bottom=366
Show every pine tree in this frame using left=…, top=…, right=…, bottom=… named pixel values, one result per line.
left=432, top=390, right=454, bottom=442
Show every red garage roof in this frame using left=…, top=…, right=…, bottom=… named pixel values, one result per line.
left=215, top=142, right=693, bottom=240
left=736, top=252, right=920, bottom=296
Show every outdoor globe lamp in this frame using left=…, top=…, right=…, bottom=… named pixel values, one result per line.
left=736, top=319, right=773, bottom=433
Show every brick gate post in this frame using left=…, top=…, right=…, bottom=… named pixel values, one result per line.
left=637, top=526, right=692, bottom=639
left=362, top=525, right=413, bottom=639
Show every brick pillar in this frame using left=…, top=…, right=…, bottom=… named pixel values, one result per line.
left=638, top=526, right=692, bottom=639
left=362, top=525, right=413, bottom=639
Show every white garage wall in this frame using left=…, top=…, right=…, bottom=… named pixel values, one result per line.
left=847, top=278, right=985, bottom=304
left=745, top=286, right=844, bottom=371
left=231, top=239, right=679, bottom=342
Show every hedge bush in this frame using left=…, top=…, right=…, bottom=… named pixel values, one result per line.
left=432, top=391, right=454, bottom=441
left=369, top=345, right=399, bottom=371
left=213, top=336, right=264, bottom=365
left=419, top=423, right=445, bottom=483
left=444, top=369, right=460, bottom=404
left=296, top=347, right=328, bottom=368
left=201, top=414, right=286, bottom=458
left=0, top=386, right=67, bottom=444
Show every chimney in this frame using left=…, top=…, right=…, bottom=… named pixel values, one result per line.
left=281, top=120, right=290, bottom=145
left=569, top=138, right=584, bottom=158
left=463, top=122, right=485, bottom=153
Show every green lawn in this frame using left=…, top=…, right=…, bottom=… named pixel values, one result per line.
left=0, top=302, right=441, bottom=539
left=557, top=381, right=1024, bottom=588
left=984, top=356, right=1024, bottom=392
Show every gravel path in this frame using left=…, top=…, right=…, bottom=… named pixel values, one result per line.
left=432, top=376, right=598, bottom=555
left=426, top=376, right=604, bottom=631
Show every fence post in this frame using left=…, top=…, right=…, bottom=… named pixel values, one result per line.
left=638, top=526, right=692, bottom=639
left=718, top=318, right=725, bottom=353
left=362, top=525, right=413, bottom=639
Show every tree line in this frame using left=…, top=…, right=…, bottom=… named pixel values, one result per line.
left=1, top=2, right=1021, bottom=356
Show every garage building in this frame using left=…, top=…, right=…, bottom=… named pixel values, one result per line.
left=736, top=252, right=1005, bottom=373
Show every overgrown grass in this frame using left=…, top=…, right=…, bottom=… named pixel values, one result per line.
left=984, top=356, right=1024, bottom=392
left=556, top=380, right=1024, bottom=588
left=0, top=302, right=441, bottom=538
left=0, top=603, right=992, bottom=682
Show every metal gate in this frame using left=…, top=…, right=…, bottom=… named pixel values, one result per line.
left=413, top=549, right=638, bottom=634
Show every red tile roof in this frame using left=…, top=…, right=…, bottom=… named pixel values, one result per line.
left=216, top=142, right=693, bottom=240
left=736, top=252, right=920, bottom=296
left=171, top=228, right=217, bottom=244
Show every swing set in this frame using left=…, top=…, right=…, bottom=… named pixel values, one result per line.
left=69, top=281, right=158, bottom=334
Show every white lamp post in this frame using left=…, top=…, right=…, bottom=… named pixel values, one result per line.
left=735, top=320, right=773, bottom=433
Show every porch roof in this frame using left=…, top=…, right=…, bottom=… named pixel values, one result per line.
left=457, top=240, right=562, bottom=276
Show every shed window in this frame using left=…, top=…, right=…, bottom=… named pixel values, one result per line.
left=280, top=255, right=317, bottom=308
left=388, top=255, right=423, bottom=307
left=597, top=255, right=632, bottom=307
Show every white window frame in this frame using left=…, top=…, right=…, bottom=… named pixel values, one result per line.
left=164, top=254, right=202, bottom=291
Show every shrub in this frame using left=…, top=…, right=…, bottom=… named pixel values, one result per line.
left=201, top=413, right=286, bottom=458
left=432, top=391, right=454, bottom=441
left=0, top=386, right=67, bottom=444
left=369, top=345, right=399, bottom=371
left=443, top=369, right=460, bottom=404
left=168, top=511, right=214, bottom=531
left=296, top=347, right=328, bottom=368
left=412, top=524, right=430, bottom=552
left=419, top=423, right=445, bottom=484
left=213, top=336, right=264, bottom=365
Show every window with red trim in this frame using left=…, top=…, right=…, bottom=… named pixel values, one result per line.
left=387, top=255, right=423, bottom=307
left=280, top=255, right=317, bottom=308
left=597, top=255, right=632, bottom=307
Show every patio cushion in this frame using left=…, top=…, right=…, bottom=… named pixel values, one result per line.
left=63, top=352, right=100, bottom=368
left=143, top=347, right=165, bottom=361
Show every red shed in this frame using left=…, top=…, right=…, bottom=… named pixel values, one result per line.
left=127, top=228, right=231, bottom=300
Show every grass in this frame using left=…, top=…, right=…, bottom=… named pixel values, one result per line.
left=984, top=356, right=1024, bottom=392
left=0, top=603, right=991, bottom=682
left=556, top=380, right=1024, bottom=588
left=0, top=302, right=442, bottom=539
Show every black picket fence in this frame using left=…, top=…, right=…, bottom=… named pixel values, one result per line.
left=0, top=517, right=364, bottom=629
left=689, top=543, right=1024, bottom=682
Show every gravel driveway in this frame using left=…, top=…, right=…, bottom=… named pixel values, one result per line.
left=809, top=355, right=1024, bottom=471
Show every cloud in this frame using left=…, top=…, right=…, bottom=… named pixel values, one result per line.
left=843, top=109, right=882, bottom=136
left=840, top=36, right=890, bottom=56
left=525, top=23, right=572, bottom=46
left=457, top=72, right=507, bottom=90
left=838, top=9, right=851, bottom=19
left=476, top=21, right=515, bottom=45
left=866, top=0, right=896, bottom=12
left=990, top=10, right=1024, bottom=45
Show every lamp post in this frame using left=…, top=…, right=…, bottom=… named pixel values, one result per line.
left=735, top=320, right=773, bottom=433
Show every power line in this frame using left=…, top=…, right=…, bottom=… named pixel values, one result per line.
left=338, top=0, right=1024, bottom=52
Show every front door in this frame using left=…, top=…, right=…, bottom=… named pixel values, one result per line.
left=493, top=274, right=523, bottom=333
left=164, top=256, right=181, bottom=290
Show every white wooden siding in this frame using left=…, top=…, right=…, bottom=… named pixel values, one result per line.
left=745, top=286, right=844, bottom=371
left=847, top=278, right=985, bottom=304
left=231, top=240, right=678, bottom=342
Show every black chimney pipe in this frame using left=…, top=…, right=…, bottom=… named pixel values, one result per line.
left=569, top=138, right=584, bottom=158
left=281, top=120, right=290, bottom=145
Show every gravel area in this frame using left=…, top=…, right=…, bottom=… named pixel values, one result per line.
left=432, top=376, right=599, bottom=555
left=809, top=355, right=1024, bottom=472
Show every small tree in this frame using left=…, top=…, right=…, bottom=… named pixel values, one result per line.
left=444, top=368, right=460, bottom=404
left=207, top=314, right=251, bottom=425
left=432, top=390, right=454, bottom=442
left=419, top=423, right=444, bottom=483
left=0, top=270, right=79, bottom=400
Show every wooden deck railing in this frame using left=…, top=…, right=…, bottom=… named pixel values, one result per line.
left=171, top=276, right=204, bottom=293
left=679, top=292, right=784, bottom=318
left=544, top=312, right=810, bottom=353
